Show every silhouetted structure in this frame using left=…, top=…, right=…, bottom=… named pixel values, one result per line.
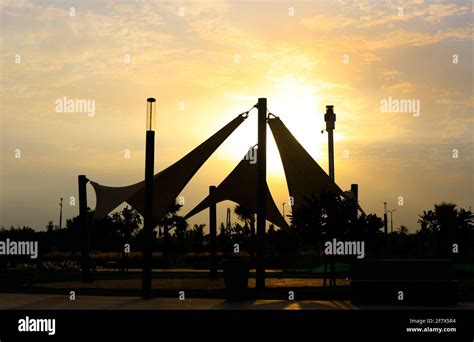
left=324, top=105, right=336, bottom=181
left=142, top=98, right=156, bottom=298
left=256, top=98, right=267, bottom=291
left=78, top=175, right=91, bottom=282
left=83, top=98, right=360, bottom=298
left=209, top=186, right=217, bottom=279
left=59, top=197, right=63, bottom=230
left=183, top=147, right=287, bottom=228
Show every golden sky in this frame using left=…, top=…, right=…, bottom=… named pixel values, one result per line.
left=1, top=0, right=473, bottom=232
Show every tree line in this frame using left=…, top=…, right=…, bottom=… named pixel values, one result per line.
left=1, top=192, right=472, bottom=267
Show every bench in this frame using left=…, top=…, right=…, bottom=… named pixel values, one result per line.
left=350, top=259, right=457, bottom=305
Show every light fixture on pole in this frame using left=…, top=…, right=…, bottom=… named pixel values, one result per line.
left=256, top=97, right=267, bottom=291
left=388, top=209, right=396, bottom=234
left=146, top=98, right=156, bottom=131
left=324, top=105, right=336, bottom=181
left=59, top=197, right=63, bottom=230
left=142, top=97, right=156, bottom=298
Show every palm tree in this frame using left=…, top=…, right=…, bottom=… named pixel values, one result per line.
left=434, top=203, right=457, bottom=256
left=456, top=207, right=473, bottom=257
left=187, top=223, right=206, bottom=253
left=234, top=205, right=255, bottom=258
left=418, top=210, right=436, bottom=232
left=457, top=208, right=473, bottom=235
left=417, top=203, right=473, bottom=257
left=234, top=205, right=255, bottom=236
left=397, top=225, right=409, bottom=236
left=174, top=218, right=189, bottom=259
left=157, top=200, right=184, bottom=268
left=291, top=190, right=361, bottom=288
left=111, top=206, right=141, bottom=271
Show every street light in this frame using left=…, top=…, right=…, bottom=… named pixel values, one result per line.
left=146, top=98, right=156, bottom=131
left=324, top=105, right=336, bottom=181
left=388, top=209, right=396, bottom=234
left=59, top=197, right=63, bottom=230
left=142, top=97, right=156, bottom=298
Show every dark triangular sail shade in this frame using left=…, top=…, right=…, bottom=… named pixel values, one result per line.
left=183, top=147, right=289, bottom=229
left=91, top=113, right=247, bottom=222
left=267, top=116, right=345, bottom=213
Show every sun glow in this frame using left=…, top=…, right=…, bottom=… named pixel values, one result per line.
left=266, top=79, right=328, bottom=173
left=213, top=77, right=335, bottom=180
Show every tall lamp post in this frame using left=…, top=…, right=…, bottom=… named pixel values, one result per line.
left=142, top=97, right=156, bottom=299
left=324, top=105, right=336, bottom=287
left=324, top=105, right=336, bottom=181
left=388, top=209, right=396, bottom=234
left=78, top=175, right=90, bottom=282
left=387, top=209, right=396, bottom=256
left=209, top=186, right=217, bottom=279
left=256, top=97, right=267, bottom=291
left=59, top=197, right=63, bottom=230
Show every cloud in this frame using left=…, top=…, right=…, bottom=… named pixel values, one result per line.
left=1, top=0, right=472, bottom=231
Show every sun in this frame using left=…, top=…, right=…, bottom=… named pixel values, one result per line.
left=266, top=79, right=328, bottom=173
left=214, top=79, right=332, bottom=177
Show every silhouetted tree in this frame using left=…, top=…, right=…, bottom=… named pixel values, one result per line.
left=174, top=219, right=189, bottom=259
left=291, top=190, right=382, bottom=287
left=218, top=222, right=232, bottom=254
left=234, top=205, right=256, bottom=258
left=417, top=203, right=473, bottom=257
left=187, top=224, right=205, bottom=253
left=398, top=225, right=409, bottom=236
left=111, top=206, right=141, bottom=270
left=155, top=201, right=184, bottom=267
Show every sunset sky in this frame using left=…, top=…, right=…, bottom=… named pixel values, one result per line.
left=1, top=0, right=472, bottom=233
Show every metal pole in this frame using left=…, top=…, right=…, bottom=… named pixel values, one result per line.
left=328, top=131, right=334, bottom=180
left=256, top=97, right=267, bottom=291
left=350, top=184, right=358, bottom=203
left=388, top=209, right=396, bottom=234
left=388, top=210, right=395, bottom=256
left=226, top=208, right=231, bottom=231
left=324, top=106, right=336, bottom=288
left=59, top=197, right=63, bottom=230
left=324, top=106, right=336, bottom=181
left=78, top=175, right=90, bottom=282
left=390, top=212, right=394, bottom=234
left=282, top=202, right=286, bottom=221
left=384, top=202, right=389, bottom=256
left=351, top=184, right=358, bottom=222
left=142, top=129, right=155, bottom=298
left=142, top=98, right=156, bottom=298
left=163, top=223, right=169, bottom=268
left=209, top=186, right=217, bottom=279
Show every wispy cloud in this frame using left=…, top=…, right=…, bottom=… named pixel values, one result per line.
left=1, top=0, right=472, bottom=232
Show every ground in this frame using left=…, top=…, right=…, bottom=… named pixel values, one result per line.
left=1, top=293, right=473, bottom=310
